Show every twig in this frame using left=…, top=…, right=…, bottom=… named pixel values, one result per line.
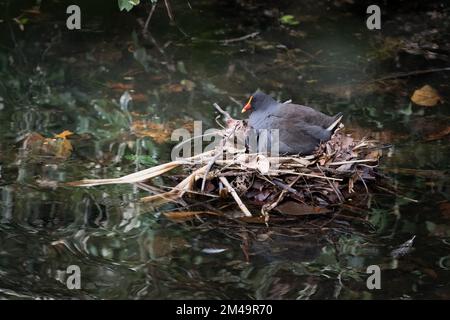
left=143, top=4, right=157, bottom=34
left=220, top=32, right=260, bottom=44
left=375, top=186, right=419, bottom=203
left=328, top=159, right=377, bottom=166
left=213, top=103, right=233, bottom=122
left=317, top=164, right=344, bottom=202
left=370, top=67, right=450, bottom=83
left=228, top=96, right=243, bottom=107
left=264, top=176, right=301, bottom=213
left=201, top=123, right=238, bottom=192
left=268, top=170, right=343, bottom=181
left=219, top=176, right=252, bottom=217
left=164, top=0, right=174, bottom=21
left=214, top=115, right=226, bottom=129
left=272, top=178, right=301, bottom=196
left=356, top=171, right=369, bottom=195
left=200, top=151, right=222, bottom=192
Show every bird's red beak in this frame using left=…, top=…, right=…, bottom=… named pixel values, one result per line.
left=241, top=96, right=253, bottom=113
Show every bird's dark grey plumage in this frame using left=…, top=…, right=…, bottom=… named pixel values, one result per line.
left=244, top=91, right=342, bottom=155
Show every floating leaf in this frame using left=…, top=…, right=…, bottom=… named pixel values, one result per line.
left=130, top=93, right=148, bottom=102
left=131, top=120, right=171, bottom=143
left=411, top=85, right=442, bottom=107
left=280, top=15, right=300, bottom=26
left=54, top=130, right=73, bottom=139
left=107, top=82, right=133, bottom=91
left=162, top=83, right=184, bottom=93
left=22, top=131, right=73, bottom=159
left=162, top=80, right=196, bottom=93
left=424, top=126, right=450, bottom=141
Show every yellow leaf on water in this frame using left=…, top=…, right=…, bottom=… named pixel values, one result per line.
left=22, top=132, right=73, bottom=159
left=54, top=130, right=74, bottom=139
left=411, top=85, right=442, bottom=107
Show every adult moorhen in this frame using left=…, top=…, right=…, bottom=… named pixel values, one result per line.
left=242, top=91, right=342, bottom=155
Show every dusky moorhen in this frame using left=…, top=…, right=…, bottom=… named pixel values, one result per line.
left=242, top=91, right=342, bottom=155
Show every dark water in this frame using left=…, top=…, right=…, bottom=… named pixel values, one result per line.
left=0, top=0, right=449, bottom=299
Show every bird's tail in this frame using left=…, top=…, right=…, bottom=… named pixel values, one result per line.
left=326, top=112, right=343, bottom=132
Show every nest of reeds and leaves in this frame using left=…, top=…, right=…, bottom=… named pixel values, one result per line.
left=69, top=103, right=382, bottom=226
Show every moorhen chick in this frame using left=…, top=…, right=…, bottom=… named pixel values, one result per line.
left=242, top=91, right=342, bottom=155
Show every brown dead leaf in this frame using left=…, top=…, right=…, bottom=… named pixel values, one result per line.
left=162, top=80, right=196, bottom=93
left=130, top=93, right=148, bottom=102
left=162, top=83, right=184, bottom=93
left=425, top=126, right=450, bottom=141
left=275, top=201, right=331, bottom=216
left=22, top=133, right=45, bottom=151
left=411, top=85, right=442, bottom=107
left=107, top=82, right=133, bottom=91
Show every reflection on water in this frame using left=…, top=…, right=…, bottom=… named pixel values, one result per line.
left=0, top=0, right=449, bottom=299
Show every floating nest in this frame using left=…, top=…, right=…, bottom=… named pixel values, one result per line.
left=69, top=104, right=383, bottom=225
